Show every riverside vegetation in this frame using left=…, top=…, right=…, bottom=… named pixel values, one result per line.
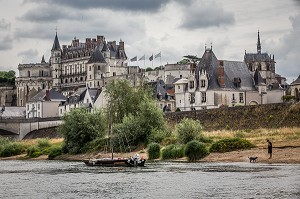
left=1, top=79, right=300, bottom=162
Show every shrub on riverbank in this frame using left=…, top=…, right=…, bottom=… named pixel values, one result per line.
left=209, top=138, right=255, bottom=153
left=147, top=142, right=161, bottom=160
left=176, top=118, right=204, bottom=144
left=0, top=142, right=25, bottom=157
left=48, top=145, right=63, bottom=160
left=161, top=144, right=185, bottom=159
left=185, top=140, right=209, bottom=162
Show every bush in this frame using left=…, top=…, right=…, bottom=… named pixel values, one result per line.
left=0, top=142, right=25, bottom=157
left=37, top=138, right=51, bottom=148
left=59, top=108, right=107, bottom=154
left=147, top=142, right=161, bottom=160
left=185, top=140, right=209, bottom=162
left=48, top=146, right=63, bottom=160
left=161, top=144, right=185, bottom=160
left=176, top=118, right=203, bottom=144
left=27, top=145, right=41, bottom=158
left=209, top=138, right=255, bottom=153
left=148, top=128, right=171, bottom=144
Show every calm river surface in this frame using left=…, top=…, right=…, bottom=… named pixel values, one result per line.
left=0, top=160, right=299, bottom=199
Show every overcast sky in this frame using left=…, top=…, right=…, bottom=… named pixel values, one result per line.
left=0, top=0, right=299, bottom=82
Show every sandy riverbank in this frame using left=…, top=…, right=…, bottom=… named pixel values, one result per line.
left=1, top=146, right=300, bottom=164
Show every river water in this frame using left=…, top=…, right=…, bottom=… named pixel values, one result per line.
left=0, top=160, right=299, bottom=199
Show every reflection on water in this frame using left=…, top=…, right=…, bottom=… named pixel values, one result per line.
left=0, top=160, right=299, bottom=199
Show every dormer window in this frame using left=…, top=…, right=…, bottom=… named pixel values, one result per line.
left=189, top=81, right=194, bottom=89
left=201, top=80, right=206, bottom=88
left=233, top=78, right=241, bottom=88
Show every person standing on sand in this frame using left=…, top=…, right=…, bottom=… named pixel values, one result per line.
left=267, top=139, right=272, bottom=159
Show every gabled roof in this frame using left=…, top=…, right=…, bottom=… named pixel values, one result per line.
left=86, top=88, right=101, bottom=103
left=52, top=32, right=61, bottom=51
left=291, top=75, right=300, bottom=85
left=87, top=46, right=106, bottom=64
left=28, top=89, right=66, bottom=102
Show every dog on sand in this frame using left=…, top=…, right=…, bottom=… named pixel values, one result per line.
left=248, top=156, right=258, bottom=163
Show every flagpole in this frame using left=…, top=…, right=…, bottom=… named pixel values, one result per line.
left=160, top=51, right=162, bottom=67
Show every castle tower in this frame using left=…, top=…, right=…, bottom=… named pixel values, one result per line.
left=51, top=32, right=62, bottom=88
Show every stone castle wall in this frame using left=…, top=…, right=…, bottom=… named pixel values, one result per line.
left=165, top=103, right=300, bottom=131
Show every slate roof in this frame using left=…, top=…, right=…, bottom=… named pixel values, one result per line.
left=254, top=69, right=265, bottom=86
left=87, top=88, right=100, bottom=103
left=87, top=46, right=106, bottom=64
left=52, top=33, right=61, bottom=51
left=244, top=52, right=272, bottom=62
left=195, top=49, right=256, bottom=91
left=65, top=87, right=87, bottom=105
left=291, top=75, right=300, bottom=85
left=223, top=60, right=255, bottom=90
left=28, top=89, right=66, bottom=102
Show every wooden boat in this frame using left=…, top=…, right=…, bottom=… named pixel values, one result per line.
left=83, top=154, right=146, bottom=167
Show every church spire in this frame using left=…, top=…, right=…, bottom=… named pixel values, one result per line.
left=257, top=30, right=261, bottom=54
left=52, top=32, right=61, bottom=51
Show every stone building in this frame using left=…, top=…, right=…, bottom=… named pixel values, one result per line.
left=16, top=33, right=143, bottom=106
left=290, top=75, right=300, bottom=101
left=174, top=32, right=285, bottom=111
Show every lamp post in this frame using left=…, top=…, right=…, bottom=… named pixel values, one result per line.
left=260, top=92, right=267, bottom=105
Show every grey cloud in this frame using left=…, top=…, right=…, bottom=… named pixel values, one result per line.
left=0, top=35, right=13, bottom=51
left=19, top=7, right=80, bottom=22
left=180, top=1, right=235, bottom=29
left=266, top=14, right=300, bottom=81
left=0, top=18, right=10, bottom=31
left=17, top=49, right=39, bottom=63
left=14, top=26, right=54, bottom=40
left=24, top=0, right=170, bottom=12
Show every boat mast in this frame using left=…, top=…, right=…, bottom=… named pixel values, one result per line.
left=109, top=99, right=114, bottom=160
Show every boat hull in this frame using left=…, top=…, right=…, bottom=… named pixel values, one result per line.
left=83, top=158, right=146, bottom=167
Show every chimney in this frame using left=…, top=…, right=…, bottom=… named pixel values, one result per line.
left=97, top=35, right=104, bottom=43
left=45, top=90, right=50, bottom=101
left=119, top=40, right=124, bottom=50
left=218, top=60, right=225, bottom=87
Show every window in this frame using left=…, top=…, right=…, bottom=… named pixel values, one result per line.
left=180, top=75, right=182, bottom=78
left=27, top=71, right=30, bottom=77
left=113, top=72, right=116, bottom=76
left=27, top=105, right=29, bottom=111
left=239, top=93, right=244, bottom=103
left=38, top=104, right=40, bottom=110
left=98, top=66, right=100, bottom=70
left=89, top=66, right=91, bottom=71
left=178, top=85, right=180, bottom=90
left=90, top=75, right=92, bottom=79
left=232, top=94, right=236, bottom=102
left=190, top=93, right=195, bottom=103
left=190, top=81, right=194, bottom=89
left=201, top=80, right=206, bottom=88
left=201, top=92, right=206, bottom=103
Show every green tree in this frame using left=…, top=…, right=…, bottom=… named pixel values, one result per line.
left=113, top=99, right=167, bottom=146
left=59, top=108, right=107, bottom=154
left=105, top=79, right=152, bottom=123
left=176, top=118, right=203, bottom=144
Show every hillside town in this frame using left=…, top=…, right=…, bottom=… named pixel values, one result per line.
left=1, top=31, right=300, bottom=119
